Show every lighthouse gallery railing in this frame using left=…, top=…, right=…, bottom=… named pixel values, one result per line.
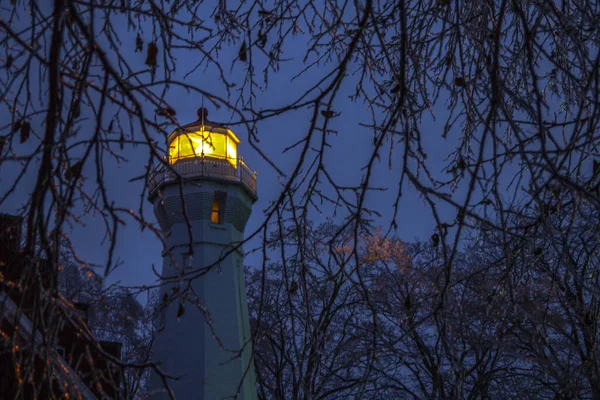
left=148, top=156, right=257, bottom=196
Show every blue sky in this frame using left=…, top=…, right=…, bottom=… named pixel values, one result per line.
left=0, top=2, right=542, bottom=296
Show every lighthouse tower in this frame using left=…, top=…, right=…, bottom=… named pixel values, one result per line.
left=148, top=108, right=258, bottom=400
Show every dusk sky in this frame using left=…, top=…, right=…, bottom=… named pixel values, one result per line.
left=0, top=2, right=508, bottom=294
left=2, top=2, right=599, bottom=399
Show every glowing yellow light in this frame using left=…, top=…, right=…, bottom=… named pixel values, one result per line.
left=169, top=127, right=237, bottom=166
left=226, top=137, right=237, bottom=166
left=192, top=135, right=217, bottom=156
left=211, top=200, right=220, bottom=224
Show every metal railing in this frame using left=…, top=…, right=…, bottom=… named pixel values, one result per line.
left=149, top=155, right=257, bottom=196
left=240, top=158, right=257, bottom=193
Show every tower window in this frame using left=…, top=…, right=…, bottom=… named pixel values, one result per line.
left=211, top=192, right=227, bottom=224
left=211, top=200, right=220, bottom=224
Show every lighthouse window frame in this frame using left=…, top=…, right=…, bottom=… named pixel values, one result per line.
left=211, top=192, right=227, bottom=225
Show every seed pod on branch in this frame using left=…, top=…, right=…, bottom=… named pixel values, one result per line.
left=19, top=121, right=30, bottom=143
left=145, top=42, right=158, bottom=68
left=454, top=77, right=466, bottom=87
left=155, top=107, right=176, bottom=118
left=321, top=110, right=336, bottom=118
left=258, top=31, right=267, bottom=48
left=66, top=160, right=83, bottom=181
left=5, top=54, right=13, bottom=69
left=431, top=233, right=440, bottom=247
left=11, top=120, right=21, bottom=134
left=135, top=34, right=143, bottom=53
left=71, top=103, right=80, bottom=119
left=238, top=41, right=247, bottom=62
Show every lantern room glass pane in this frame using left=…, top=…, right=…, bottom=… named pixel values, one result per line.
left=179, top=134, right=195, bottom=158
left=204, top=133, right=226, bottom=158
left=226, top=137, right=237, bottom=166
left=169, top=142, right=178, bottom=161
left=170, top=134, right=196, bottom=163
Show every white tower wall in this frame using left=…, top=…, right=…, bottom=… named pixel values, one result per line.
left=149, top=179, right=257, bottom=400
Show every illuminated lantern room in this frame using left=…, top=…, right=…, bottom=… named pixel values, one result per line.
left=168, top=108, right=239, bottom=166
left=149, top=107, right=257, bottom=198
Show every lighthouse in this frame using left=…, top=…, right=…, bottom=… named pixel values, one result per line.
left=148, top=108, right=258, bottom=400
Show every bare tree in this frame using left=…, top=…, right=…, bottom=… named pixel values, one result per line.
left=59, top=242, right=156, bottom=398
left=247, top=222, right=387, bottom=399
left=1, top=0, right=600, bottom=398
